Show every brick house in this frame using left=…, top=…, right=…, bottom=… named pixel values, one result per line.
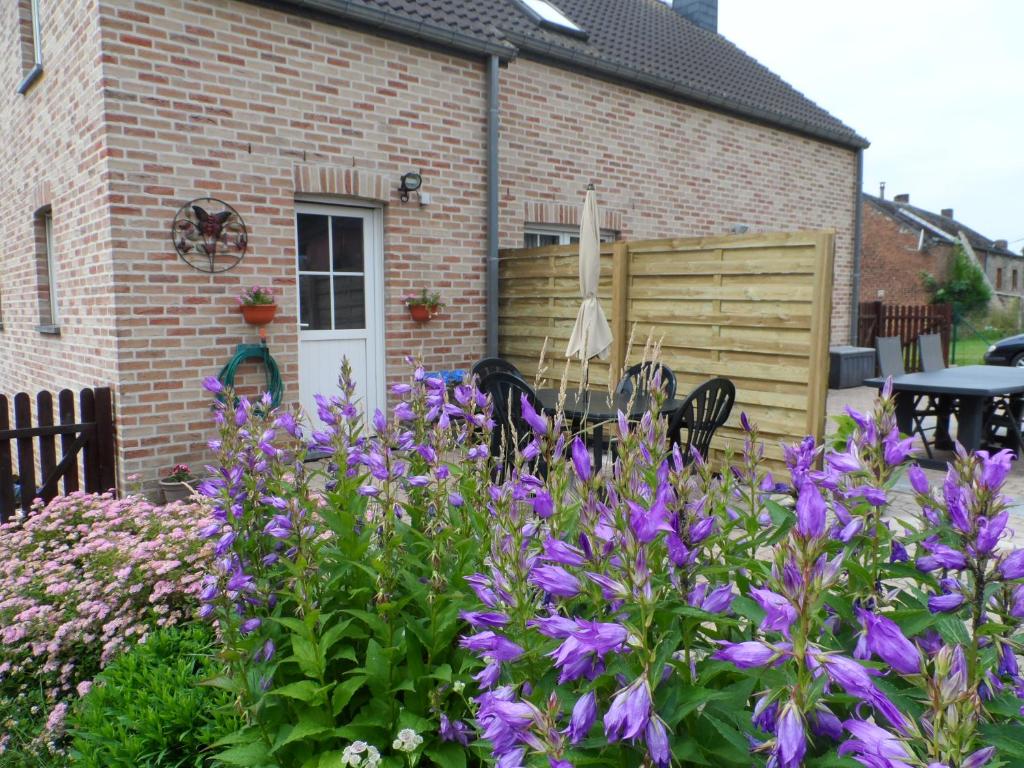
left=0, top=0, right=866, bottom=490
left=862, top=192, right=1023, bottom=307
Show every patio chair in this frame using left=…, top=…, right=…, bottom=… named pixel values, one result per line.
left=471, top=357, right=522, bottom=384
left=915, top=333, right=956, bottom=457
left=982, top=394, right=1024, bottom=456
left=876, top=336, right=906, bottom=378
left=667, top=377, right=735, bottom=467
left=615, top=362, right=678, bottom=400
left=918, top=333, right=945, bottom=373
left=479, top=371, right=547, bottom=479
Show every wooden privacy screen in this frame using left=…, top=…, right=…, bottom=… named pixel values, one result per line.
left=498, top=230, right=835, bottom=465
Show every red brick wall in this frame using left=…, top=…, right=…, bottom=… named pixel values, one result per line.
left=499, top=57, right=858, bottom=341
left=1, top=0, right=859, bottom=492
left=0, top=0, right=120, bottom=406
left=860, top=200, right=952, bottom=305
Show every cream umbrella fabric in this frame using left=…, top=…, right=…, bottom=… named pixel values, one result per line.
left=565, top=185, right=613, bottom=361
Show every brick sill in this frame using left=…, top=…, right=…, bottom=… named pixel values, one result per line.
left=35, top=324, right=60, bottom=336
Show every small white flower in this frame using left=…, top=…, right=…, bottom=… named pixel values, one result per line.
left=393, top=728, right=423, bottom=752
left=341, top=742, right=369, bottom=767
left=452, top=680, right=465, bottom=693
left=350, top=742, right=368, bottom=754
left=365, top=746, right=381, bottom=767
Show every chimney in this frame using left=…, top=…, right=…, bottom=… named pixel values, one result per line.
left=941, top=208, right=954, bottom=219
left=673, top=0, right=718, bottom=32
left=894, top=193, right=910, bottom=204
left=995, top=239, right=1009, bottom=250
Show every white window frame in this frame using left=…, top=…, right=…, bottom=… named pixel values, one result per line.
left=524, top=225, right=617, bottom=248
left=44, top=210, right=59, bottom=324
left=17, top=0, right=43, bottom=94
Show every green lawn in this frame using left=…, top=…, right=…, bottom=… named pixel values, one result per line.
left=950, top=336, right=991, bottom=366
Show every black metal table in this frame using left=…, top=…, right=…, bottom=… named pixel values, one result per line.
left=536, top=388, right=682, bottom=472
left=864, top=365, right=1024, bottom=460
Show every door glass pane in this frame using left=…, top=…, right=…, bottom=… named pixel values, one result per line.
left=299, top=275, right=332, bottom=330
left=297, top=214, right=330, bottom=271
left=332, top=217, right=364, bottom=272
left=333, top=276, right=365, bottom=329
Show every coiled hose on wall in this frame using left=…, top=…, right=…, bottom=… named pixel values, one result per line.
left=216, top=343, right=283, bottom=409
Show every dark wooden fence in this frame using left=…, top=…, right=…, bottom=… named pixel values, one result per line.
left=858, top=301, right=953, bottom=372
left=0, top=387, right=116, bottom=522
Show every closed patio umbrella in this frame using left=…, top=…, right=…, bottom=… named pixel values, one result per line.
left=566, top=184, right=613, bottom=363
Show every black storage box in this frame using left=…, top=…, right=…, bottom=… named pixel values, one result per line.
left=828, top=346, right=876, bottom=389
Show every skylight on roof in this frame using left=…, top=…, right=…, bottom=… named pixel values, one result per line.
left=516, top=0, right=587, bottom=37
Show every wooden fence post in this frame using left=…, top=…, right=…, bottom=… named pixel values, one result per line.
left=94, top=387, right=116, bottom=493
left=610, top=241, right=630, bottom=379
left=0, top=396, right=12, bottom=521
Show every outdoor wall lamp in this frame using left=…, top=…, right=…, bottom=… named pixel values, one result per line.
left=399, top=172, right=422, bottom=202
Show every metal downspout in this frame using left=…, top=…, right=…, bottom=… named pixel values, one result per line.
left=486, top=54, right=500, bottom=357
left=850, top=148, right=864, bottom=344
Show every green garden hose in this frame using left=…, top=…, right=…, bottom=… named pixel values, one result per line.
left=216, top=343, right=283, bottom=409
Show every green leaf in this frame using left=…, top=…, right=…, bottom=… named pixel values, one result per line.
left=217, top=742, right=271, bottom=765
left=364, top=638, right=391, bottom=696
left=342, top=608, right=390, bottom=635
left=291, top=636, right=324, bottom=679
left=268, top=680, right=326, bottom=704
left=319, top=619, right=355, bottom=652
left=272, top=719, right=332, bottom=752
left=425, top=743, right=467, bottom=768
left=332, top=675, right=367, bottom=716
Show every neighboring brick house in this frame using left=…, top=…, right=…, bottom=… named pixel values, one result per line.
left=862, top=193, right=1023, bottom=307
left=0, top=0, right=867, bottom=490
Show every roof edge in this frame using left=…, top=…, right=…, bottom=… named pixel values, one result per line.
left=506, top=32, right=869, bottom=150
left=260, top=0, right=518, bottom=59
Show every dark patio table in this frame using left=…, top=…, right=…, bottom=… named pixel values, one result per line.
left=864, top=365, right=1024, bottom=462
left=536, top=388, right=683, bottom=473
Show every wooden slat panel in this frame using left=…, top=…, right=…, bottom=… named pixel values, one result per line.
left=58, top=389, right=79, bottom=494
left=0, top=396, right=13, bottom=522
left=36, top=391, right=56, bottom=506
left=499, top=229, right=835, bottom=470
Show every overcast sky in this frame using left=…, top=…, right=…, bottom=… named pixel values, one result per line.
left=712, top=0, right=1023, bottom=248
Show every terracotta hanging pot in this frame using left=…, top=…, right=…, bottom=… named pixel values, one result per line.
left=408, top=304, right=434, bottom=322
left=240, top=303, right=278, bottom=326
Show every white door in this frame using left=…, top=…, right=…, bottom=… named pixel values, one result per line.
left=296, top=203, right=384, bottom=426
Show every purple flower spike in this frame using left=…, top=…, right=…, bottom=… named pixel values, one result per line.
left=907, top=464, right=930, bottom=495
left=202, top=375, right=224, bottom=394
left=533, top=489, right=554, bottom=519
left=645, top=717, right=670, bottom=768
left=882, top=427, right=914, bottom=466
left=1000, top=549, right=1024, bottom=580
left=460, top=611, right=510, bottom=628
left=542, top=537, right=586, bottom=567
left=520, top=394, right=548, bottom=436
left=528, top=565, right=581, bottom=598
left=440, top=714, right=472, bottom=746
left=975, top=510, right=1008, bottom=555
left=978, top=448, right=1015, bottom=490
left=603, top=677, right=652, bottom=742
left=795, top=482, right=827, bottom=539
left=459, top=631, right=524, bottom=661
left=928, top=593, right=965, bottom=613
left=776, top=704, right=806, bottom=768
left=839, top=719, right=912, bottom=766
left=862, top=611, right=921, bottom=675
left=963, top=746, right=996, bottom=768
left=712, top=641, right=782, bottom=669
left=750, top=588, right=797, bottom=637
left=570, top=437, right=591, bottom=482
left=568, top=691, right=596, bottom=744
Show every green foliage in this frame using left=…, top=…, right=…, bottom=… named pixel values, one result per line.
left=921, top=244, right=992, bottom=320
left=67, top=625, right=239, bottom=768
left=0, top=686, right=64, bottom=768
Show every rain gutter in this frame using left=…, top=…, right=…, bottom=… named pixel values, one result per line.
left=850, top=149, right=864, bottom=344
left=486, top=54, right=501, bottom=357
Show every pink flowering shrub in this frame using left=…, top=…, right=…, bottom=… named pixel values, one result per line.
left=0, top=492, right=211, bottom=760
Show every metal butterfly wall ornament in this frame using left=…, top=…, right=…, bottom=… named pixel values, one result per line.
left=171, top=197, right=248, bottom=273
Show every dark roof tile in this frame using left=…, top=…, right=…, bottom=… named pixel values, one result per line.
left=271, top=0, right=867, bottom=148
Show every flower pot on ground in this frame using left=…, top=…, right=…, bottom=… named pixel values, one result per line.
left=159, top=463, right=194, bottom=504
left=237, top=285, right=277, bottom=326
left=403, top=288, right=444, bottom=322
